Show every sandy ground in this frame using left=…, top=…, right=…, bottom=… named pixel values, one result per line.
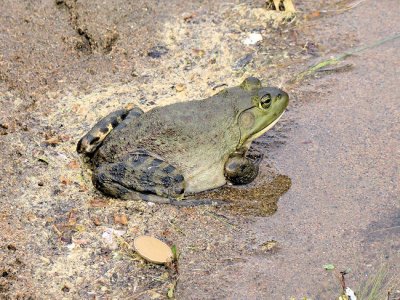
left=0, top=0, right=399, bottom=299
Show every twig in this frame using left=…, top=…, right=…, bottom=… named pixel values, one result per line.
left=341, top=0, right=368, bottom=11
left=336, top=270, right=348, bottom=292
left=316, top=63, right=353, bottom=73
left=288, top=33, right=400, bottom=84
left=322, top=0, right=369, bottom=13
left=204, top=210, right=237, bottom=228
left=367, top=226, right=400, bottom=235
left=168, top=219, right=186, bottom=236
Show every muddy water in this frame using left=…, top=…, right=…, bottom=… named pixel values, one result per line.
left=215, top=4, right=400, bottom=299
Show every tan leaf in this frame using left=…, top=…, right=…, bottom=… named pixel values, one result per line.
left=114, top=213, right=128, bottom=225
left=89, top=198, right=110, bottom=207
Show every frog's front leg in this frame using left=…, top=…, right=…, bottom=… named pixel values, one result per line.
left=77, top=107, right=143, bottom=154
left=92, top=151, right=185, bottom=201
left=224, top=148, right=262, bottom=185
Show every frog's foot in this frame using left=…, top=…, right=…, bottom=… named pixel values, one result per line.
left=77, top=107, right=144, bottom=154
left=224, top=155, right=259, bottom=185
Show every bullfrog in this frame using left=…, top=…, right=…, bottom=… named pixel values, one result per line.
left=77, top=77, right=289, bottom=206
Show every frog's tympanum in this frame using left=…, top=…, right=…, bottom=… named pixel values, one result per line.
left=77, top=77, right=289, bottom=205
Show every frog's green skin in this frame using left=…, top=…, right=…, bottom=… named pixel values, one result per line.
left=77, top=77, right=289, bottom=206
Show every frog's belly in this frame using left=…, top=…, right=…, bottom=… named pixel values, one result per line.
left=182, top=162, right=227, bottom=194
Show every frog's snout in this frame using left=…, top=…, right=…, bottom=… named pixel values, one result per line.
left=267, top=87, right=289, bottom=102
left=258, top=87, right=288, bottom=102
left=272, top=88, right=289, bottom=109
left=278, top=90, right=288, bottom=101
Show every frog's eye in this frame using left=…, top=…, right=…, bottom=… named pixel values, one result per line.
left=259, top=94, right=272, bottom=110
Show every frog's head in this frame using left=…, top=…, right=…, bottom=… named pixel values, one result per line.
left=235, top=77, right=289, bottom=147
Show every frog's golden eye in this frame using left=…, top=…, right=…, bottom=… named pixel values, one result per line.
left=259, top=94, right=272, bottom=110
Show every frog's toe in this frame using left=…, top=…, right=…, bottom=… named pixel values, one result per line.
left=93, top=169, right=131, bottom=198
left=77, top=109, right=130, bottom=154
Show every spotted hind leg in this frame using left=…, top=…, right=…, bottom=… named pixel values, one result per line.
left=92, top=149, right=230, bottom=206
left=77, top=107, right=143, bottom=154
left=92, top=150, right=186, bottom=200
left=92, top=151, right=225, bottom=206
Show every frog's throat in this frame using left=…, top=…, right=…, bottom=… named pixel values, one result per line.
left=251, top=111, right=285, bottom=141
left=239, top=111, right=285, bottom=149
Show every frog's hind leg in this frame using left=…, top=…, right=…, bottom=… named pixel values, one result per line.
left=92, top=151, right=227, bottom=206
left=77, top=107, right=143, bottom=154
left=92, top=150, right=185, bottom=200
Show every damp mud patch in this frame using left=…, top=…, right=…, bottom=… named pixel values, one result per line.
left=192, top=166, right=291, bottom=217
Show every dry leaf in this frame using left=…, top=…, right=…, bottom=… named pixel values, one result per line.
left=260, top=240, right=278, bottom=251
left=45, top=136, right=62, bottom=146
left=192, top=49, right=205, bottom=58
left=67, top=160, right=80, bottom=169
left=89, top=198, right=110, bottom=207
left=92, top=216, right=101, bottom=226
left=114, top=213, right=128, bottom=225
left=175, top=84, right=186, bottom=92
left=60, top=176, right=72, bottom=185
left=304, top=11, right=321, bottom=20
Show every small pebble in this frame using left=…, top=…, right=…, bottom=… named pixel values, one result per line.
left=242, top=33, right=263, bottom=45
left=147, top=45, right=168, bottom=58
left=233, top=53, right=253, bottom=70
